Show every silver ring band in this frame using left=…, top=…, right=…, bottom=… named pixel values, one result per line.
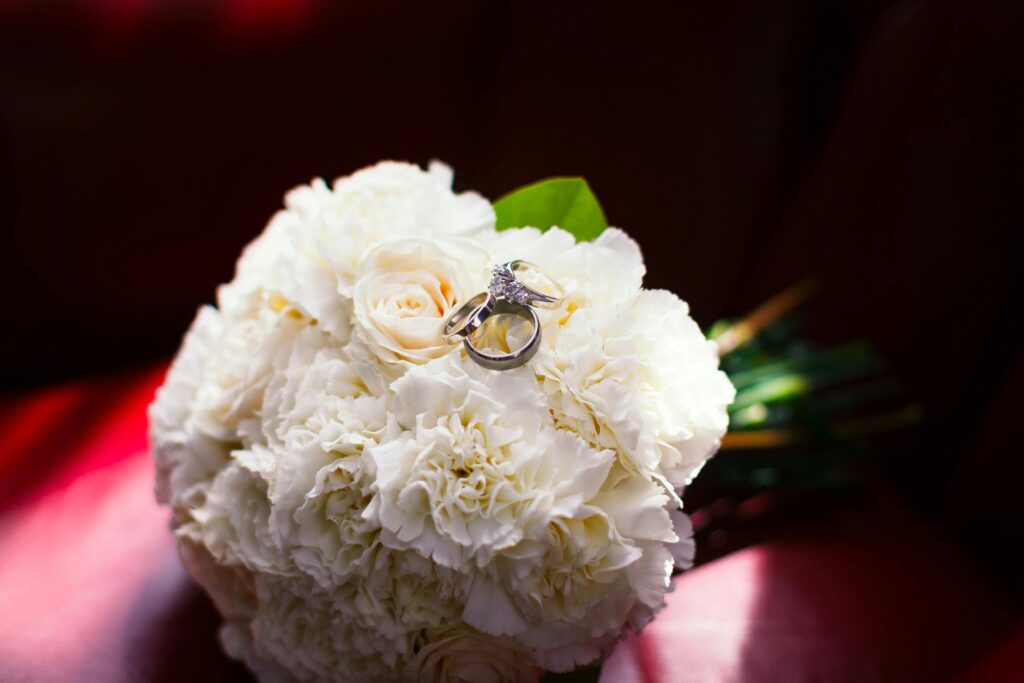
left=489, top=260, right=565, bottom=309
left=442, top=291, right=496, bottom=345
left=463, top=300, right=541, bottom=370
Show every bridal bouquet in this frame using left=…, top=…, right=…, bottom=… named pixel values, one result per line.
left=149, top=161, right=736, bottom=682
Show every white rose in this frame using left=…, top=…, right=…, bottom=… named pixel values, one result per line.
left=405, top=626, right=540, bottom=683
left=352, top=236, right=489, bottom=365
left=220, top=161, right=494, bottom=341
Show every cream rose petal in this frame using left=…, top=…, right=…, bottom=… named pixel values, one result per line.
left=352, top=236, right=489, bottom=366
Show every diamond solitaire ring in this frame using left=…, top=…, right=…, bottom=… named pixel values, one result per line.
left=489, top=260, right=565, bottom=309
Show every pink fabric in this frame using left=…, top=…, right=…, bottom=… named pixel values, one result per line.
left=0, top=368, right=1015, bottom=682
left=601, top=530, right=1014, bottom=683
left=0, top=366, right=248, bottom=682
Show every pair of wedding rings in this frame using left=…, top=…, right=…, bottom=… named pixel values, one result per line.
left=442, top=260, right=564, bottom=370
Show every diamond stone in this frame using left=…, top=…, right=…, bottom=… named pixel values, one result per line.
left=489, top=266, right=530, bottom=304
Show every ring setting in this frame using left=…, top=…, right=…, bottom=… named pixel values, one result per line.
left=489, top=260, right=565, bottom=309
left=442, top=261, right=563, bottom=371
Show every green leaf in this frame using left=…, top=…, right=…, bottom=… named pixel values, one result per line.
left=494, top=177, right=608, bottom=241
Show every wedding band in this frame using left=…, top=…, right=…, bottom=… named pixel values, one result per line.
left=442, top=292, right=496, bottom=345
left=463, top=300, right=541, bottom=371
left=489, top=260, right=565, bottom=309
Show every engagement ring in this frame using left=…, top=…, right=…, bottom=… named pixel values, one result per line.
left=489, top=260, right=565, bottom=309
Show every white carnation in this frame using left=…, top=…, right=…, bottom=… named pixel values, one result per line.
left=536, top=288, right=735, bottom=492
left=149, top=160, right=733, bottom=682
left=366, top=354, right=615, bottom=573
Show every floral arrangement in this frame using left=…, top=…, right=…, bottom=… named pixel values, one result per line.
left=148, top=160, right=737, bottom=682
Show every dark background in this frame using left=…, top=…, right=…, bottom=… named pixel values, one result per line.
left=1, top=0, right=1020, bottom=599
